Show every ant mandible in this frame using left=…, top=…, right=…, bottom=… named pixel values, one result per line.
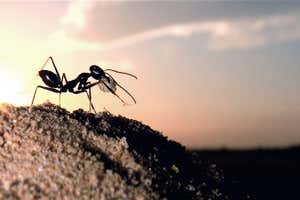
left=31, top=56, right=137, bottom=113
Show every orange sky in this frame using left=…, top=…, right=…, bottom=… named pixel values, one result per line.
left=0, top=1, right=300, bottom=149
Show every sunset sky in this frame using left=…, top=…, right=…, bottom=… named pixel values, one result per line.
left=0, top=1, right=299, bottom=148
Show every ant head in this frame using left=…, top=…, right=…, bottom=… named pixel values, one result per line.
left=90, top=65, right=105, bottom=80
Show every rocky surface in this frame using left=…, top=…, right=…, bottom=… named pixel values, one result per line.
left=0, top=102, right=240, bottom=199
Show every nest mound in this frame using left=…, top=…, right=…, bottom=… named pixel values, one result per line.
left=0, top=103, right=232, bottom=199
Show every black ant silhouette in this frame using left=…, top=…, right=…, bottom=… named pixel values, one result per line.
left=31, top=56, right=137, bottom=113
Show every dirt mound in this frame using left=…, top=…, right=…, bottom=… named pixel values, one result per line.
left=0, top=102, right=235, bottom=199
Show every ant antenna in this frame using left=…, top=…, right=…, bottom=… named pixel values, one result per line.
left=104, top=69, right=138, bottom=79
left=105, top=73, right=136, bottom=104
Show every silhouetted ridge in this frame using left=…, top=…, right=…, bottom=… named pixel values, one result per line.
left=0, top=102, right=251, bottom=199
left=71, top=109, right=238, bottom=199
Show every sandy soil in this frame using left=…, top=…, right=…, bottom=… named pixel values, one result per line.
left=0, top=102, right=235, bottom=199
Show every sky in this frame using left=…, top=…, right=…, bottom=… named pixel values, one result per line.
left=0, top=1, right=299, bottom=149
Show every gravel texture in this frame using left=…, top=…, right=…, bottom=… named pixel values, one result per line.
left=0, top=102, right=234, bottom=200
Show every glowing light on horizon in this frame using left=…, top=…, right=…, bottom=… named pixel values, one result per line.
left=0, top=67, right=28, bottom=106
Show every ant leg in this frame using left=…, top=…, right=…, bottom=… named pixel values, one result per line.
left=40, top=56, right=61, bottom=82
left=88, top=88, right=91, bottom=112
left=31, top=85, right=61, bottom=106
left=58, top=73, right=68, bottom=107
left=40, top=57, right=51, bottom=70
left=73, top=84, right=99, bottom=113
left=89, top=88, right=97, bottom=113
left=86, top=89, right=91, bottom=112
left=61, top=73, right=68, bottom=85
left=49, top=56, right=61, bottom=78
left=105, top=73, right=136, bottom=104
left=59, top=93, right=61, bottom=107
left=99, top=80, right=128, bottom=105
left=85, top=90, right=96, bottom=113
left=85, top=80, right=128, bottom=105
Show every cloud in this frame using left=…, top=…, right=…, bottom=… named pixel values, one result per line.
left=46, top=30, right=100, bottom=53
left=49, top=1, right=300, bottom=53
left=61, top=0, right=95, bottom=30
left=207, top=14, right=300, bottom=50
left=63, top=1, right=300, bottom=42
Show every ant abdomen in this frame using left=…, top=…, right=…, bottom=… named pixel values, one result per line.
left=39, top=70, right=61, bottom=88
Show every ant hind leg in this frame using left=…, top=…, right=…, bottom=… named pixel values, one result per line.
left=31, top=85, right=61, bottom=106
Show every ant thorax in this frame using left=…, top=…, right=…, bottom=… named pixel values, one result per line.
left=62, top=73, right=91, bottom=92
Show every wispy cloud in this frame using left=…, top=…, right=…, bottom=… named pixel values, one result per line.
left=105, top=13, right=300, bottom=51
left=47, top=30, right=100, bottom=53
left=48, top=1, right=300, bottom=53
left=207, top=14, right=300, bottom=50
left=61, top=0, right=94, bottom=30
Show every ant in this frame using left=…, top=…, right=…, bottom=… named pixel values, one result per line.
left=31, top=56, right=137, bottom=113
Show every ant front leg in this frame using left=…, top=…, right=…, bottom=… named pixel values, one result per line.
left=85, top=88, right=97, bottom=113
left=73, top=89, right=97, bottom=113
left=31, top=85, right=61, bottom=106
left=87, top=87, right=91, bottom=112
